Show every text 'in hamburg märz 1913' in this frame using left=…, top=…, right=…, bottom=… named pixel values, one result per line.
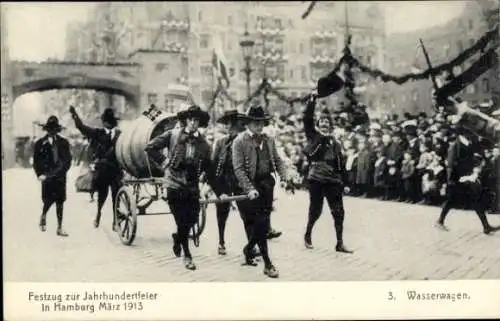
left=28, top=290, right=160, bottom=314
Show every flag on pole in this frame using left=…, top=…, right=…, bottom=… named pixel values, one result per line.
left=212, top=33, right=230, bottom=88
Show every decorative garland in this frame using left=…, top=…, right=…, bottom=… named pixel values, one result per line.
left=207, top=23, right=498, bottom=116
left=349, top=23, right=498, bottom=84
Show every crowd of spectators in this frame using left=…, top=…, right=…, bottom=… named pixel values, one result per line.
left=16, top=102, right=499, bottom=214
left=207, top=102, right=500, bottom=213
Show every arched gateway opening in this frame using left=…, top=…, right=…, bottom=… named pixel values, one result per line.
left=3, top=60, right=142, bottom=168
left=9, top=61, right=141, bottom=106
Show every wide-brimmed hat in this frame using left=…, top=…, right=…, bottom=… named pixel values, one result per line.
left=216, top=109, right=242, bottom=125
left=41, top=115, right=64, bottom=132
left=177, top=105, right=210, bottom=128
left=238, top=105, right=273, bottom=123
left=101, top=108, right=120, bottom=126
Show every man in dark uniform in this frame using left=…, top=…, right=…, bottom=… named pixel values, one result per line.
left=232, top=105, right=293, bottom=278
left=210, top=109, right=245, bottom=255
left=69, top=106, right=123, bottom=230
left=302, top=94, right=353, bottom=253
left=33, top=116, right=72, bottom=237
left=145, top=105, right=214, bottom=270
left=436, top=118, right=500, bottom=235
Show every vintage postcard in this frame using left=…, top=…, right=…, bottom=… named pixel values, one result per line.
left=2, top=1, right=499, bottom=320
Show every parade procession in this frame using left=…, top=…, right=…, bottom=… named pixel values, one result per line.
left=2, top=1, right=500, bottom=283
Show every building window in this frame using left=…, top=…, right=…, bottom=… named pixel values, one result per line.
left=466, top=84, right=476, bottom=94
left=155, top=63, right=168, bottom=72
left=164, top=94, right=174, bottom=113
left=443, top=44, right=450, bottom=57
left=148, top=93, right=158, bottom=105
left=300, top=66, right=307, bottom=80
left=201, top=65, right=213, bottom=78
left=200, top=35, right=210, bottom=48
left=412, top=90, right=418, bottom=102
left=482, top=78, right=490, bottom=92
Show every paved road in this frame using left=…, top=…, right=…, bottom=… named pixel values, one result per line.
left=3, top=167, right=500, bottom=282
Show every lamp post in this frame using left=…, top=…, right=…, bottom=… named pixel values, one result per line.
left=239, top=24, right=255, bottom=102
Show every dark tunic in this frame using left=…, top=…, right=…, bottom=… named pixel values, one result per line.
left=33, top=135, right=72, bottom=203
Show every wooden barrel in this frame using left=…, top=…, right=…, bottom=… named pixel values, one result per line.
left=115, top=110, right=178, bottom=178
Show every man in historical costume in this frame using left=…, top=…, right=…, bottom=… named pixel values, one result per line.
left=436, top=116, right=500, bottom=235
left=232, top=105, right=293, bottom=278
left=70, top=106, right=123, bottom=230
left=210, top=109, right=245, bottom=255
left=33, top=116, right=72, bottom=237
left=302, top=92, right=354, bottom=253
left=145, top=105, right=213, bottom=270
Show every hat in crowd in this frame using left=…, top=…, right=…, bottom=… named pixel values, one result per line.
left=472, top=153, right=484, bottom=167
left=238, top=105, right=273, bottom=124
left=418, top=111, right=427, bottom=118
left=101, top=108, right=120, bottom=126
left=216, top=109, right=241, bottom=125
left=177, top=105, right=210, bottom=128
left=41, top=115, right=64, bottom=133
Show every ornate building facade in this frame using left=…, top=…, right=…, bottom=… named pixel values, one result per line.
left=58, top=2, right=385, bottom=116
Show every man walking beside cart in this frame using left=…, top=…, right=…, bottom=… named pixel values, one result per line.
left=145, top=105, right=214, bottom=270
left=69, top=106, right=123, bottom=230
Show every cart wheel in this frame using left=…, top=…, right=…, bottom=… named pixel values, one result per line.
left=190, top=202, right=207, bottom=247
left=114, top=186, right=138, bottom=246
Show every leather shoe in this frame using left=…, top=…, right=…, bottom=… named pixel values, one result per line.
left=172, top=233, right=182, bottom=257
left=304, top=235, right=313, bottom=249
left=435, top=221, right=449, bottom=232
left=218, top=244, right=227, bottom=255
left=264, top=265, right=279, bottom=278
left=184, top=258, right=196, bottom=270
left=242, top=246, right=258, bottom=266
left=267, top=229, right=282, bottom=240
left=57, top=229, right=69, bottom=237
left=484, top=226, right=500, bottom=235
left=39, top=218, right=46, bottom=232
left=335, top=243, right=353, bottom=253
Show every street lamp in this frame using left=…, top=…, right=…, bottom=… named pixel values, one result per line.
left=239, top=24, right=255, bottom=101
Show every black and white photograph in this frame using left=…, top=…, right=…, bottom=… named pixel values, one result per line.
left=2, top=1, right=500, bottom=320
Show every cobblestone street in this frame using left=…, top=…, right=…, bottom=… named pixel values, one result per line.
left=4, top=168, right=500, bottom=282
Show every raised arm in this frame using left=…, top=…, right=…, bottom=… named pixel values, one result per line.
left=303, top=96, right=317, bottom=140
left=69, top=106, right=100, bottom=140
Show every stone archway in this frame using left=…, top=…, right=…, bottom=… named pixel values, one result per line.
left=1, top=60, right=142, bottom=169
